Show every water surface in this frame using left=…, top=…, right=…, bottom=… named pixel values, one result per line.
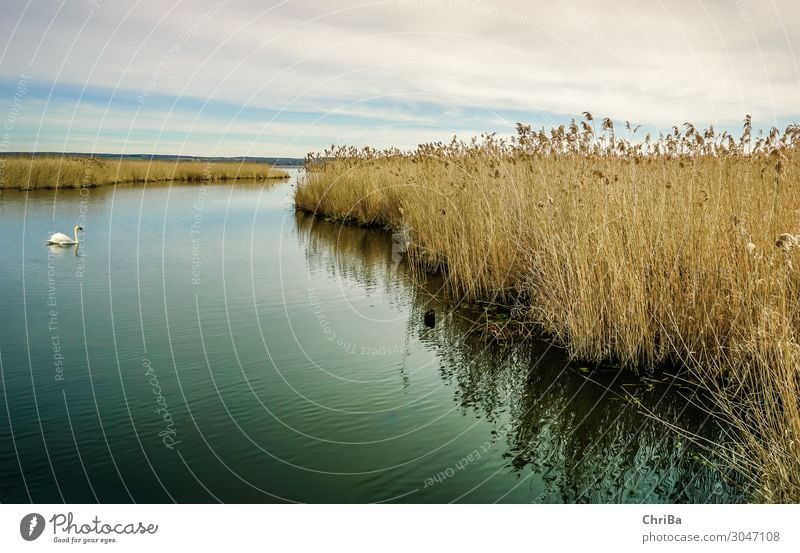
left=0, top=171, right=743, bottom=503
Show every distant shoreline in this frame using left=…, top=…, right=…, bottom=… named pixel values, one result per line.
left=0, top=151, right=305, bottom=167
left=0, top=156, right=291, bottom=190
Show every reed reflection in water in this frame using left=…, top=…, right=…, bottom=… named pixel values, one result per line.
left=294, top=212, right=746, bottom=503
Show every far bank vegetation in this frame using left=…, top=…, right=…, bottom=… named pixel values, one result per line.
left=0, top=156, right=289, bottom=190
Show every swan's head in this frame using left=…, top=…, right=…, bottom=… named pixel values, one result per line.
left=74, top=225, right=84, bottom=233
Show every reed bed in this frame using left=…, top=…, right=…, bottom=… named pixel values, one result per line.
left=295, top=115, right=800, bottom=502
left=0, top=156, right=288, bottom=190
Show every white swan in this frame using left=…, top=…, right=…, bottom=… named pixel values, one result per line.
left=47, top=225, right=83, bottom=246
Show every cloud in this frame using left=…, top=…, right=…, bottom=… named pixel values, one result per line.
left=0, top=0, right=798, bottom=156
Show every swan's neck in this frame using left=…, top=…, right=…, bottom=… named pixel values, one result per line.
left=73, top=229, right=80, bottom=244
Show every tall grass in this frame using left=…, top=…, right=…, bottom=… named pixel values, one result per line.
left=295, top=115, right=800, bottom=502
left=0, top=156, right=288, bottom=190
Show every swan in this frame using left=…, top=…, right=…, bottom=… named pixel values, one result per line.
left=47, top=225, right=83, bottom=246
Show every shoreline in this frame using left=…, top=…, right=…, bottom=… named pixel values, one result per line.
left=0, top=156, right=290, bottom=190
left=0, top=173, right=290, bottom=191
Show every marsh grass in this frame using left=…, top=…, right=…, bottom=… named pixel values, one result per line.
left=0, top=156, right=288, bottom=190
left=296, top=115, right=800, bottom=502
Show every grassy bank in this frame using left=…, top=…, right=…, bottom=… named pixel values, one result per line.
left=0, top=156, right=289, bottom=190
left=295, top=115, right=800, bottom=502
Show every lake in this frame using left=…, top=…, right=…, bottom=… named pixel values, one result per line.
left=0, top=170, right=743, bottom=503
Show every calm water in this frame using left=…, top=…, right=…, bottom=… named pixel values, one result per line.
left=0, top=171, right=743, bottom=503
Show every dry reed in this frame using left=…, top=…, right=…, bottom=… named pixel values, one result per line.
left=295, top=115, right=800, bottom=502
left=0, top=156, right=288, bottom=190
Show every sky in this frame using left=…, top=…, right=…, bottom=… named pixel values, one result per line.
left=0, top=0, right=798, bottom=157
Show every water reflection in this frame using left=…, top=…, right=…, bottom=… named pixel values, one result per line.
left=47, top=244, right=81, bottom=257
left=0, top=181, right=747, bottom=503
left=295, top=212, right=748, bottom=503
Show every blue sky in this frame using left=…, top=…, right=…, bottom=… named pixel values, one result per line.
left=1, top=0, right=798, bottom=157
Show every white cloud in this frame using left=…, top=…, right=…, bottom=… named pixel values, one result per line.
left=1, top=0, right=798, bottom=155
